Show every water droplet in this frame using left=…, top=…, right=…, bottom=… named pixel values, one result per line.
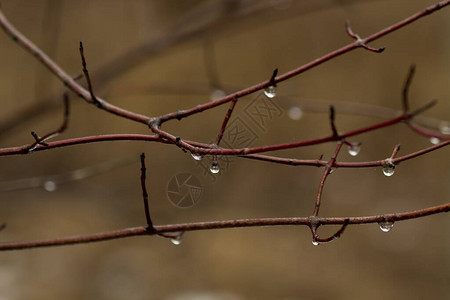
left=288, top=106, right=303, bottom=120
left=312, top=239, right=319, bottom=246
left=210, top=89, right=226, bottom=101
left=347, top=143, right=361, bottom=156
left=378, top=221, right=394, bottom=232
left=264, top=85, right=277, bottom=98
left=439, top=121, right=450, bottom=135
left=210, top=162, right=220, bottom=174
left=382, top=161, right=395, bottom=177
left=191, top=153, right=202, bottom=161
left=430, top=137, right=440, bottom=145
left=329, top=167, right=336, bottom=174
left=44, top=181, right=57, bottom=192
left=170, top=236, right=182, bottom=245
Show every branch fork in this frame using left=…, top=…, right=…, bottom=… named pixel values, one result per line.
left=346, top=20, right=385, bottom=53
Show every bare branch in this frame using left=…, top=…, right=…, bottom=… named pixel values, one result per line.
left=0, top=203, right=447, bottom=251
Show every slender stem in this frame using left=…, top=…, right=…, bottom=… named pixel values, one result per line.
left=215, top=97, right=238, bottom=146
left=313, top=143, right=343, bottom=216
left=0, top=203, right=447, bottom=251
left=140, top=153, right=154, bottom=230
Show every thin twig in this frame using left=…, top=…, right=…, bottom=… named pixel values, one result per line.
left=0, top=203, right=447, bottom=251
left=312, top=142, right=343, bottom=217
left=79, top=42, right=101, bottom=107
left=140, top=153, right=154, bottom=231
left=329, top=105, right=339, bottom=138
left=345, top=20, right=385, bottom=53
left=27, top=93, right=70, bottom=152
left=311, top=218, right=349, bottom=244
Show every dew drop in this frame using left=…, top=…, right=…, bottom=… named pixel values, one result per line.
left=312, top=239, right=319, bottom=246
left=439, top=121, right=450, bottom=135
left=347, top=143, right=361, bottom=156
left=378, top=221, right=394, bottom=232
left=44, top=181, right=57, bottom=192
left=210, top=162, right=220, bottom=174
left=264, top=85, right=277, bottom=99
left=382, top=161, right=395, bottom=177
left=210, top=89, right=226, bottom=101
left=430, top=137, right=440, bottom=145
left=191, top=153, right=202, bottom=161
left=170, top=236, right=182, bottom=245
left=329, top=167, right=336, bottom=174
left=288, top=106, right=303, bottom=120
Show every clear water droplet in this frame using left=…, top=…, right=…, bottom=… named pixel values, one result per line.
left=44, top=181, right=57, bottom=192
left=191, top=153, right=202, bottom=161
left=347, top=143, right=361, bottom=156
left=378, top=221, right=394, bottom=232
left=210, top=162, right=220, bottom=174
left=439, top=121, right=450, bottom=135
left=329, top=167, right=336, bottom=174
left=312, top=239, right=319, bottom=246
left=170, top=236, right=182, bottom=245
left=210, top=89, right=226, bottom=101
left=382, top=161, right=395, bottom=177
left=288, top=106, right=303, bottom=120
left=430, top=137, right=440, bottom=145
left=264, top=85, right=277, bottom=98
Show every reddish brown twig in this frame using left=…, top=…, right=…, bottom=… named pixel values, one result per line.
left=0, top=203, right=447, bottom=251
left=310, top=218, right=349, bottom=244
left=345, top=20, right=385, bottom=53
left=312, top=143, right=343, bottom=217
left=27, top=93, right=70, bottom=152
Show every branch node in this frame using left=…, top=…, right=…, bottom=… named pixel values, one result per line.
left=390, top=144, right=401, bottom=160
left=311, top=218, right=349, bottom=244
left=346, top=20, right=385, bottom=53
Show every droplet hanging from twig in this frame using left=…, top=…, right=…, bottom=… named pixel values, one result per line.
left=378, top=221, right=394, bottom=232
left=264, top=85, right=277, bottom=98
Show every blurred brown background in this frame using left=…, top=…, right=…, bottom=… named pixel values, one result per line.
left=0, top=0, right=449, bottom=299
